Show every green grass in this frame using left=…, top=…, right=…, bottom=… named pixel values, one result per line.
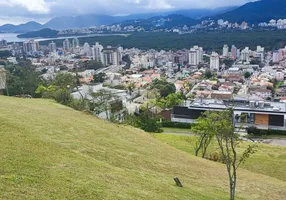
left=154, top=134, right=286, bottom=182
left=162, top=127, right=192, bottom=133
left=0, top=96, right=286, bottom=200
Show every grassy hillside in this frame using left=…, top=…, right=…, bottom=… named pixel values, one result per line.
left=155, top=134, right=286, bottom=182
left=0, top=96, right=285, bottom=200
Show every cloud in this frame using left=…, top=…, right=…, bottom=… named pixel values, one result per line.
left=4, top=0, right=50, bottom=14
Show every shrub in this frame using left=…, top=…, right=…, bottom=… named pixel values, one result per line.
left=205, top=151, right=224, bottom=163
left=162, top=121, right=191, bottom=129
left=247, top=127, right=286, bottom=136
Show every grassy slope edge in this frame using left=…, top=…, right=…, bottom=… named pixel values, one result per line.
left=0, top=96, right=285, bottom=200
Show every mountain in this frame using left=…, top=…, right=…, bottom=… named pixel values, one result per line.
left=0, top=6, right=237, bottom=32
left=170, top=6, right=238, bottom=19
left=43, top=14, right=126, bottom=30
left=17, top=28, right=59, bottom=38
left=118, top=14, right=199, bottom=30
left=0, top=21, right=42, bottom=33
left=0, top=96, right=285, bottom=199
left=212, top=0, right=286, bottom=24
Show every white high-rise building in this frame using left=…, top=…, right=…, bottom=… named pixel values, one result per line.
left=210, top=52, right=220, bottom=71
left=273, top=51, right=280, bottom=63
left=189, top=45, right=203, bottom=65
left=23, top=40, right=39, bottom=53
left=48, top=41, right=57, bottom=52
left=92, top=42, right=104, bottom=62
left=223, top=44, right=229, bottom=57
left=240, top=47, right=250, bottom=62
left=101, top=46, right=122, bottom=66
left=72, top=38, right=80, bottom=49
left=83, top=42, right=91, bottom=56
left=63, top=39, right=70, bottom=52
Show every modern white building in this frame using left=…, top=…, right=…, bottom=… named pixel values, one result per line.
left=63, top=39, right=70, bottom=52
left=240, top=47, right=250, bottom=62
left=273, top=51, right=280, bottom=63
left=101, top=46, right=122, bottom=66
left=83, top=42, right=91, bottom=56
left=92, top=42, right=104, bottom=62
left=72, top=38, right=80, bottom=49
left=223, top=44, right=229, bottom=57
left=210, top=52, right=220, bottom=71
left=48, top=41, right=57, bottom=52
left=189, top=46, right=203, bottom=65
left=23, top=40, right=39, bottom=54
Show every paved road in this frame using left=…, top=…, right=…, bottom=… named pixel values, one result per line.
left=262, top=139, right=286, bottom=147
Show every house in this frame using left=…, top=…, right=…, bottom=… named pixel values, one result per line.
left=171, top=98, right=286, bottom=131
left=211, top=91, right=233, bottom=100
left=250, top=89, right=272, bottom=99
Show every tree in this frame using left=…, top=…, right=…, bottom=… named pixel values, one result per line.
left=203, top=110, right=257, bottom=200
left=244, top=72, right=251, bottom=79
left=134, top=110, right=162, bottom=132
left=127, top=82, right=136, bottom=95
left=5, top=64, right=41, bottom=97
left=191, top=111, right=216, bottom=158
left=90, top=89, right=119, bottom=120
left=54, top=73, right=77, bottom=89
left=205, top=70, right=213, bottom=79
left=165, top=93, right=184, bottom=109
left=92, top=73, right=106, bottom=83
left=151, top=79, right=176, bottom=98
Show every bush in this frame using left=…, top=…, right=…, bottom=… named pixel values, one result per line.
left=205, top=152, right=224, bottom=163
left=162, top=121, right=191, bottom=129
left=247, top=127, right=286, bottom=136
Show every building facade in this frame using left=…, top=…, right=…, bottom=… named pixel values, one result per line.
left=171, top=99, right=286, bottom=131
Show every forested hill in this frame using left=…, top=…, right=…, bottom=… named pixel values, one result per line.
left=212, top=0, right=286, bottom=24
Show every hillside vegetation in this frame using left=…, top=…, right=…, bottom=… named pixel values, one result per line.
left=40, top=30, right=286, bottom=51
left=155, top=134, right=286, bottom=182
left=0, top=96, right=286, bottom=199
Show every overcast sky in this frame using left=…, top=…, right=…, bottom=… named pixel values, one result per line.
left=0, top=0, right=257, bottom=25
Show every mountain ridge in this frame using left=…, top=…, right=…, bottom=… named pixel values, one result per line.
left=211, top=0, right=286, bottom=24
left=0, top=6, right=236, bottom=33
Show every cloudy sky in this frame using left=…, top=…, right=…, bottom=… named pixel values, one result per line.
left=0, top=0, right=257, bottom=25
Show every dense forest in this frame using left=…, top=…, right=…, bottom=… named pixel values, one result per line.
left=40, top=30, right=286, bottom=51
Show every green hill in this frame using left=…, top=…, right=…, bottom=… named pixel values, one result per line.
left=0, top=96, right=285, bottom=200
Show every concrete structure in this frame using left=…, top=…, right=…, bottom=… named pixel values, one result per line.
left=172, top=98, right=286, bottom=131
left=83, top=42, right=91, bottom=56
left=189, top=46, right=203, bottom=66
left=231, top=45, right=237, bottom=59
left=72, top=38, right=80, bottom=49
left=240, top=47, right=250, bottom=62
left=210, top=52, right=220, bottom=71
left=223, top=44, right=229, bottom=57
left=92, top=42, right=104, bottom=62
left=63, top=39, right=70, bottom=52
left=101, top=46, right=122, bottom=66
left=23, top=40, right=39, bottom=54
left=273, top=51, right=280, bottom=63
left=48, top=41, right=57, bottom=52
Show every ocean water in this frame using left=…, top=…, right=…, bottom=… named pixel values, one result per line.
left=0, top=33, right=25, bottom=42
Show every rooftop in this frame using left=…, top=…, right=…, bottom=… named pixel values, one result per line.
left=185, top=98, right=286, bottom=113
